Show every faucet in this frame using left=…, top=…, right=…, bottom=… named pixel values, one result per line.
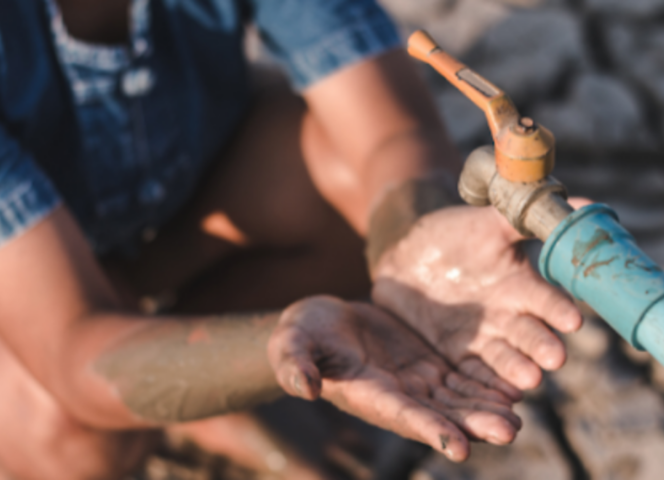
left=409, top=30, right=664, bottom=365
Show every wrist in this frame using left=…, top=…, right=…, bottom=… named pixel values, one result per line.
left=94, top=312, right=284, bottom=425
left=365, top=172, right=462, bottom=277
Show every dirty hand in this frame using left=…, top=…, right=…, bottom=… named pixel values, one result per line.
left=268, top=296, right=521, bottom=462
left=372, top=204, right=584, bottom=395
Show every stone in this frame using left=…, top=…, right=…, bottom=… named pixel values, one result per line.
left=142, top=456, right=213, bottom=480
left=587, top=0, right=664, bottom=18
left=565, top=316, right=611, bottom=360
left=378, top=0, right=456, bottom=28
left=605, top=201, right=664, bottom=237
left=436, top=89, right=492, bottom=148
left=605, top=21, right=664, bottom=115
left=621, top=340, right=653, bottom=366
left=554, top=166, right=664, bottom=209
left=409, top=402, right=573, bottom=480
left=462, top=9, right=589, bottom=105
left=418, top=0, right=511, bottom=56
left=412, top=0, right=571, bottom=57
left=556, top=381, right=664, bottom=480
left=533, top=74, right=656, bottom=151
left=550, top=317, right=664, bottom=480
left=649, top=357, right=664, bottom=392
left=639, top=238, right=664, bottom=271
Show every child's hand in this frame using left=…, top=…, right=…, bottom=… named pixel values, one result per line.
left=268, top=296, right=521, bottom=462
left=372, top=205, right=583, bottom=392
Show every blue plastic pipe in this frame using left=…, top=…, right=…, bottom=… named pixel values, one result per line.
left=539, top=204, right=664, bottom=365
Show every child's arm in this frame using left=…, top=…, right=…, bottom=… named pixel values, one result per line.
left=301, top=49, right=583, bottom=392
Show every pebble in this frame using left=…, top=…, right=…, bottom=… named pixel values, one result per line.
left=587, top=0, right=664, bottom=18
left=436, top=89, right=491, bottom=147
left=533, top=74, right=656, bottom=151
left=415, top=0, right=511, bottom=56
left=462, top=9, right=589, bottom=105
left=378, top=0, right=456, bottom=27
left=549, top=315, right=664, bottom=480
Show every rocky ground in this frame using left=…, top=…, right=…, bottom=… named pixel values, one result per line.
left=138, top=0, right=664, bottom=479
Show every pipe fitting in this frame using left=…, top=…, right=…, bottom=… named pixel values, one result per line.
left=459, top=146, right=573, bottom=240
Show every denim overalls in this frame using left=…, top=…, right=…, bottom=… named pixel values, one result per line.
left=0, top=0, right=400, bottom=253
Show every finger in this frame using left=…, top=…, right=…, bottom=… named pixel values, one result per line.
left=504, top=315, right=567, bottom=371
left=326, top=375, right=470, bottom=462
left=481, top=339, right=542, bottom=390
left=568, top=197, right=594, bottom=210
left=490, top=205, right=527, bottom=243
left=385, top=397, right=470, bottom=462
left=267, top=328, right=322, bottom=400
left=521, top=273, right=583, bottom=334
left=399, top=372, right=434, bottom=399
left=410, top=360, right=447, bottom=386
left=432, top=385, right=522, bottom=432
left=413, top=391, right=519, bottom=446
left=276, top=355, right=322, bottom=400
left=437, top=406, right=519, bottom=446
left=457, top=357, right=523, bottom=402
left=444, top=371, right=513, bottom=406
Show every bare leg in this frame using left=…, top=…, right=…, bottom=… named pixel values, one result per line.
left=0, top=337, right=158, bottom=480
left=106, top=72, right=370, bottom=311
left=115, top=73, right=372, bottom=477
left=0, top=72, right=371, bottom=479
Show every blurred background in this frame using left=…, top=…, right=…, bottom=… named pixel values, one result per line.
left=142, top=1, right=664, bottom=478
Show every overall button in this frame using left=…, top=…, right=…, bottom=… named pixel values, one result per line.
left=139, top=179, right=166, bottom=206
left=122, top=67, right=155, bottom=97
left=133, top=38, right=150, bottom=57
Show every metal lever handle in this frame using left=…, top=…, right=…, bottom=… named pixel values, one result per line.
left=408, top=30, right=556, bottom=183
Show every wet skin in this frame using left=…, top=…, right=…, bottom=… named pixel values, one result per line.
left=0, top=1, right=583, bottom=476
left=269, top=297, right=522, bottom=462
left=93, top=296, right=522, bottom=462
left=373, top=205, right=584, bottom=392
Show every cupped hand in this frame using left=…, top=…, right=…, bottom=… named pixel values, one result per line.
left=372, top=204, right=584, bottom=394
left=268, top=296, right=521, bottom=462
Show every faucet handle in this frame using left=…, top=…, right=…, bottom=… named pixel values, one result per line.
left=408, top=30, right=555, bottom=183
left=408, top=31, right=510, bottom=128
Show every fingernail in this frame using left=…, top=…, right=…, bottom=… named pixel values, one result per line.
left=488, top=435, right=503, bottom=445
left=439, top=434, right=450, bottom=450
left=291, top=372, right=303, bottom=394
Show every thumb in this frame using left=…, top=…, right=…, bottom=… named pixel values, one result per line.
left=568, top=196, right=594, bottom=210
left=276, top=356, right=322, bottom=401
left=268, top=328, right=322, bottom=401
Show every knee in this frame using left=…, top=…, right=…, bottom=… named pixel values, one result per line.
left=50, top=418, right=158, bottom=480
left=0, top=406, right=157, bottom=480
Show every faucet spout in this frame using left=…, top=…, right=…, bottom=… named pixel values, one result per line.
left=459, top=146, right=572, bottom=240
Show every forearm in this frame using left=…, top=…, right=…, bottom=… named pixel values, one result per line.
left=0, top=209, right=284, bottom=429
left=57, top=310, right=283, bottom=429
left=365, top=172, right=462, bottom=275
left=364, top=125, right=460, bottom=206
left=303, top=49, right=463, bottom=237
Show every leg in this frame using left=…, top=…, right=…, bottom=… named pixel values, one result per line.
left=106, top=70, right=370, bottom=312
left=102, top=73, right=373, bottom=477
left=0, top=72, right=370, bottom=480
left=0, top=338, right=158, bottom=480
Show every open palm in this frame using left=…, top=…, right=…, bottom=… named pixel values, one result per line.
left=268, top=296, right=521, bottom=462
left=372, top=204, right=584, bottom=393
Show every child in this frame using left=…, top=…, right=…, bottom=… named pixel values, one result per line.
left=0, top=0, right=581, bottom=478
